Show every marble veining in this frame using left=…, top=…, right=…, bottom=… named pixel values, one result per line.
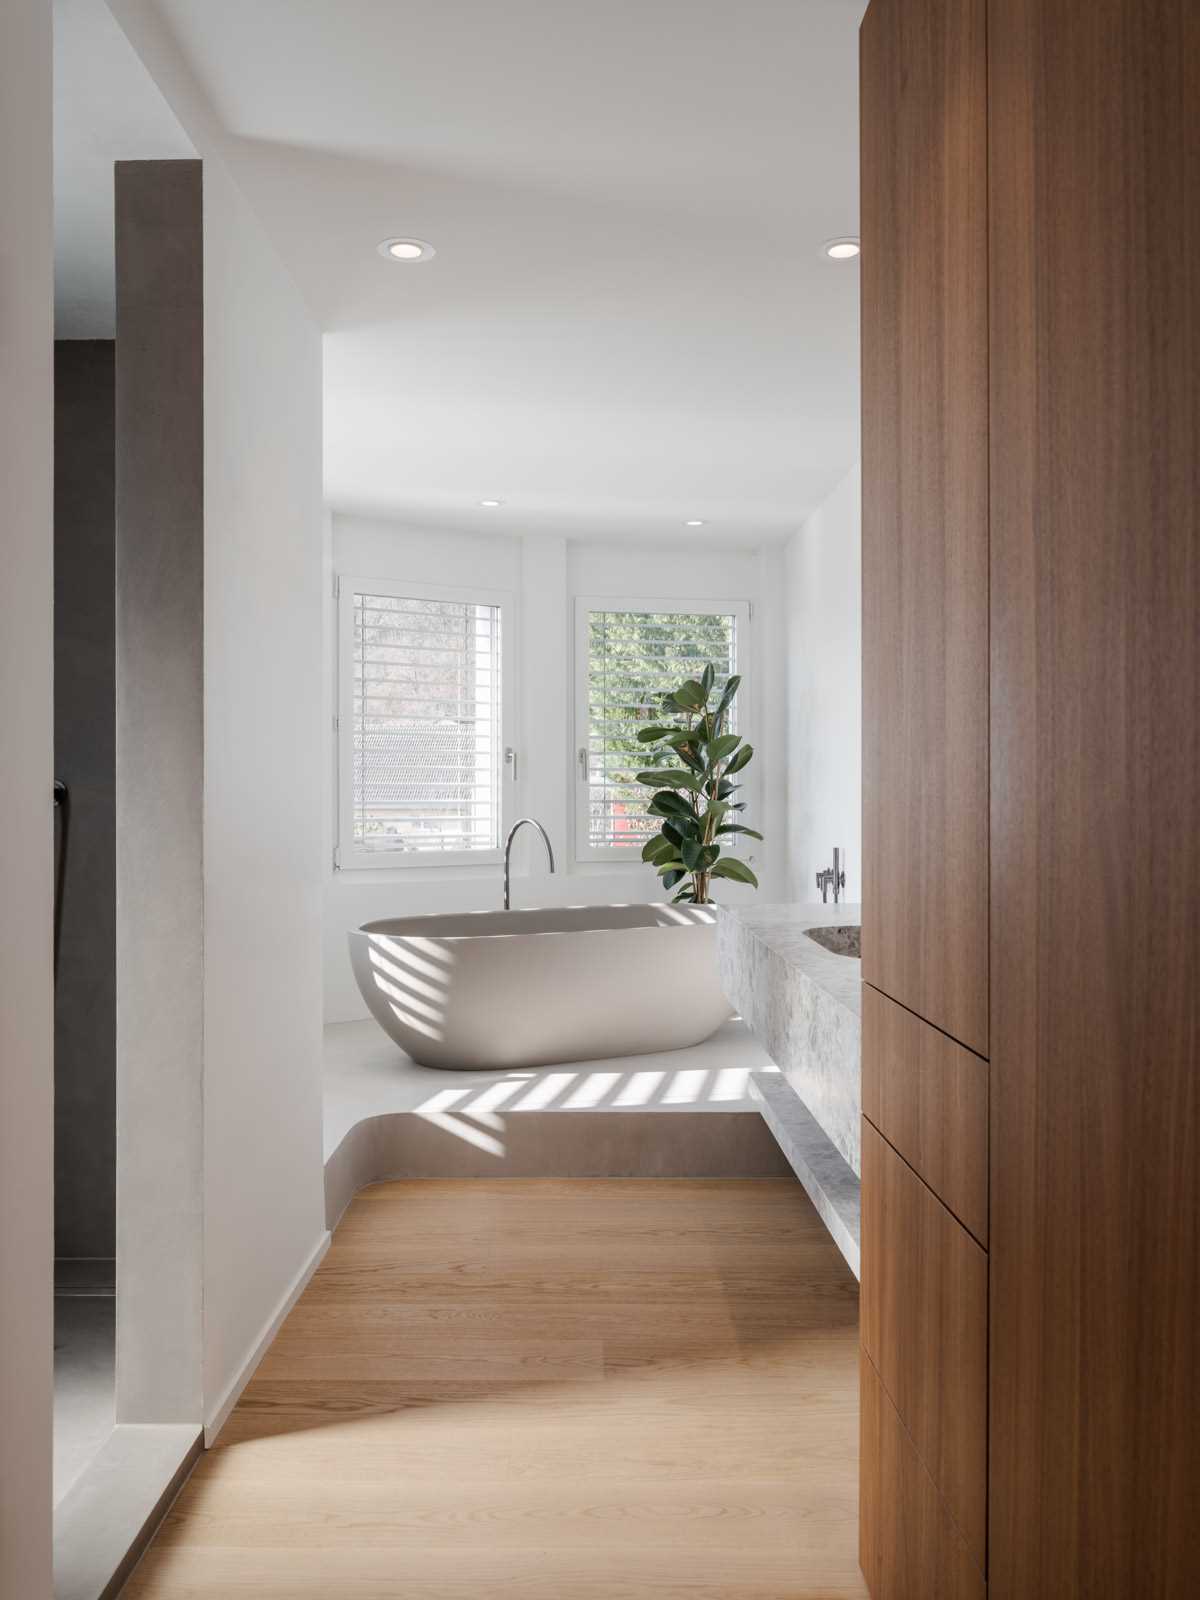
left=750, top=1071, right=860, bottom=1278
left=718, top=903, right=863, bottom=1175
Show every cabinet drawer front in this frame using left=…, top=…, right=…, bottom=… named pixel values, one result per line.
left=861, top=1121, right=988, bottom=1566
left=862, top=984, right=988, bottom=1244
left=861, top=1351, right=986, bottom=1600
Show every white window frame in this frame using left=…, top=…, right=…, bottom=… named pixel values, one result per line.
left=336, top=575, right=517, bottom=871
left=572, top=595, right=752, bottom=865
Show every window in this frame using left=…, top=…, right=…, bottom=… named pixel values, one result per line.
left=574, top=597, right=749, bottom=860
left=336, top=577, right=515, bottom=868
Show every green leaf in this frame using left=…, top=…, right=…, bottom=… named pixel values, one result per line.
left=647, top=790, right=694, bottom=820
left=661, top=820, right=684, bottom=848
left=710, top=856, right=759, bottom=888
left=673, top=679, right=707, bottom=710
left=635, top=768, right=703, bottom=792
left=704, top=732, right=741, bottom=766
left=724, top=743, right=753, bottom=775
left=661, top=868, right=685, bottom=891
left=700, top=662, right=715, bottom=697
left=682, top=838, right=722, bottom=872
left=655, top=859, right=687, bottom=877
left=703, top=799, right=730, bottom=828
left=641, top=835, right=677, bottom=864
left=703, top=812, right=729, bottom=840
left=716, top=824, right=763, bottom=840
left=670, top=885, right=694, bottom=903
left=715, top=673, right=741, bottom=718
left=636, top=725, right=675, bottom=743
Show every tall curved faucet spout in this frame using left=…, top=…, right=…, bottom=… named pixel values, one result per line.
left=503, top=817, right=556, bottom=911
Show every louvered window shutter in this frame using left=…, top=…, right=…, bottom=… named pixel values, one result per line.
left=351, top=590, right=503, bottom=855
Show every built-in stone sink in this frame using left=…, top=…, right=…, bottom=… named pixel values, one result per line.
left=804, top=924, right=861, bottom=958
left=717, top=904, right=863, bottom=1275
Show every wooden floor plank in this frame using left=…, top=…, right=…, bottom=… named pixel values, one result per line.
left=125, top=1178, right=867, bottom=1599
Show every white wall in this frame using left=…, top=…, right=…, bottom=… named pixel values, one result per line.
left=201, top=155, right=327, bottom=1427
left=783, top=462, right=862, bottom=903
left=109, top=0, right=329, bottom=1433
left=324, top=516, right=787, bottom=1022
left=0, top=1, right=54, bottom=1592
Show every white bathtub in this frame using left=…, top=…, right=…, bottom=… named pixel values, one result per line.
left=348, top=903, right=733, bottom=1070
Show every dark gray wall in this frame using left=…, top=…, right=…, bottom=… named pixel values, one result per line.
left=115, top=159, right=204, bottom=1421
left=54, top=339, right=116, bottom=1263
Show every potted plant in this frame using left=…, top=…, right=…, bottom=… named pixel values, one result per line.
left=634, top=663, right=761, bottom=904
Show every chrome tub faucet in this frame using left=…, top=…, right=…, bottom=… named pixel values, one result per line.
left=503, top=817, right=556, bottom=910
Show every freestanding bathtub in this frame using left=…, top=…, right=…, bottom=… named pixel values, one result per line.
left=349, top=903, right=733, bottom=1070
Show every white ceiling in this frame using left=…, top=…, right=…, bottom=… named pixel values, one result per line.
left=54, top=0, right=194, bottom=338
left=64, top=0, right=865, bottom=541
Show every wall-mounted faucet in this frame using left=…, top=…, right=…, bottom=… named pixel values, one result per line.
left=815, top=847, right=846, bottom=905
left=503, top=817, right=556, bottom=910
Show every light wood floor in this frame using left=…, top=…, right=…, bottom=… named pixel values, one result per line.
left=126, top=1179, right=868, bottom=1599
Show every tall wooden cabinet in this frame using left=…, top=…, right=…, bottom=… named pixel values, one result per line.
left=860, top=1, right=1199, bottom=1596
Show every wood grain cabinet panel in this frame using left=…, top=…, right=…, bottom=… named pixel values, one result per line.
left=987, top=1, right=1200, bottom=1594
left=861, top=1121, right=988, bottom=1568
left=860, top=0, right=989, bottom=1056
left=862, top=983, right=988, bottom=1244
left=861, top=1352, right=986, bottom=1600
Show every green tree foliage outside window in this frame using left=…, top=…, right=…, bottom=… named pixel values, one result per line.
left=586, top=609, right=738, bottom=851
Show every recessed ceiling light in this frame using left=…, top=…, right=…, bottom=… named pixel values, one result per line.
left=822, top=237, right=860, bottom=261
left=685, top=519, right=705, bottom=527
left=378, top=237, right=436, bottom=263
left=479, top=499, right=504, bottom=508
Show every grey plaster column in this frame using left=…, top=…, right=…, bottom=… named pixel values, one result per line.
left=114, top=159, right=204, bottom=1423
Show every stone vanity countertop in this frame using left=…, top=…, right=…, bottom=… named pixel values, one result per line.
left=718, top=901, right=864, bottom=1275
left=719, top=902, right=863, bottom=1019
left=718, top=900, right=864, bottom=1230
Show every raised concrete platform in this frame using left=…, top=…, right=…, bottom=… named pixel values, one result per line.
left=323, top=1017, right=792, bottom=1227
left=322, top=1006, right=863, bottom=1280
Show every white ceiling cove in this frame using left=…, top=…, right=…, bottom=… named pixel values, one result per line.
left=83, top=0, right=866, bottom=539
left=54, top=0, right=194, bottom=338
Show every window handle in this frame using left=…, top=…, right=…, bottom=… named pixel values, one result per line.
left=505, top=747, right=518, bottom=782
left=578, top=747, right=589, bottom=780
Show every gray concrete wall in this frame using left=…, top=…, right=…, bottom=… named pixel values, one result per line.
left=114, top=159, right=204, bottom=1424
left=54, top=338, right=116, bottom=1265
